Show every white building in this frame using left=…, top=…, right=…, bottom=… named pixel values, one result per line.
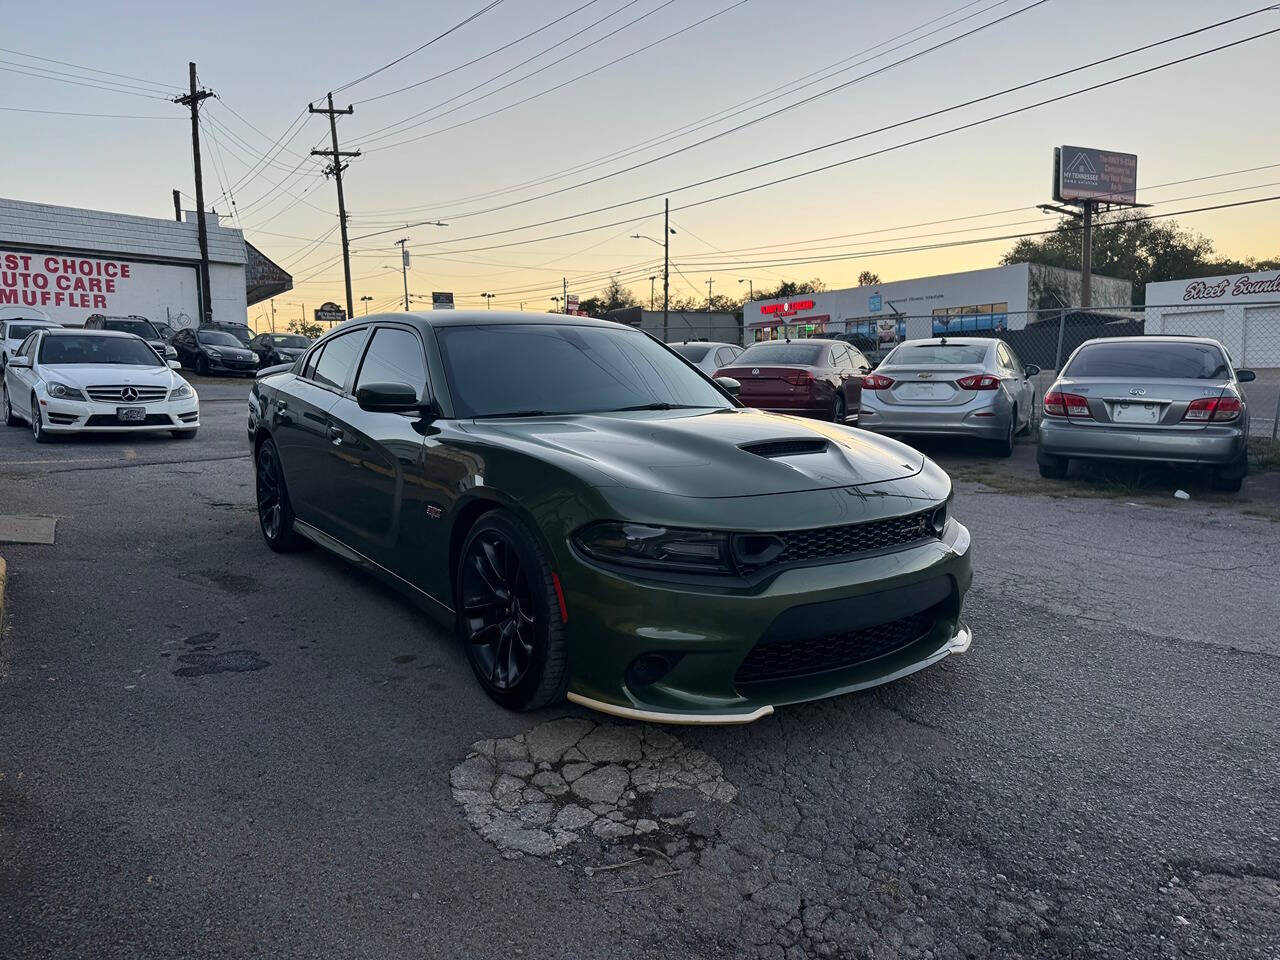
left=1144, top=270, right=1280, bottom=367
left=743, top=263, right=1131, bottom=344
left=0, top=197, right=290, bottom=329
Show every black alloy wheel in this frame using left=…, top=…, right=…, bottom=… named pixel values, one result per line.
left=832, top=394, right=846, bottom=424
left=255, top=438, right=307, bottom=552
left=457, top=511, right=567, bottom=711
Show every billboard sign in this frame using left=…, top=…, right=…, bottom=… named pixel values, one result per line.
left=432, top=291, right=454, bottom=310
left=1055, top=146, right=1137, bottom=204
left=868, top=293, right=882, bottom=313
left=315, top=301, right=346, bottom=324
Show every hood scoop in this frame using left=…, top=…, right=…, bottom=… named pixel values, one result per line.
left=740, top=438, right=828, bottom=458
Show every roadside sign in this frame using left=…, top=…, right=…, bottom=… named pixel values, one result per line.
left=1055, top=145, right=1137, bottom=204
left=315, top=301, right=345, bottom=324
left=868, top=293, right=882, bottom=313
left=432, top=291, right=454, bottom=310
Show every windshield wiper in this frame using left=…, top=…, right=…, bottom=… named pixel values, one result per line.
left=473, top=409, right=555, bottom=419
left=611, top=402, right=710, bottom=412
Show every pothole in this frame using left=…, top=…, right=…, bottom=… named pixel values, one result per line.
left=450, top=716, right=737, bottom=859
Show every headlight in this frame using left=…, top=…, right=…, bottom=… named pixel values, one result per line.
left=170, top=382, right=193, bottom=400
left=206, top=348, right=222, bottom=358
left=45, top=381, right=87, bottom=401
left=574, top=522, right=733, bottom=574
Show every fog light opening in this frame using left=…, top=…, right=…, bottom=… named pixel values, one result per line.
left=625, top=652, right=683, bottom=688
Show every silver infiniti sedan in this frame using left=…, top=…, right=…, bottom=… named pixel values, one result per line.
left=858, top=337, right=1039, bottom=456
left=668, top=340, right=744, bottom=374
left=1037, top=336, right=1254, bottom=491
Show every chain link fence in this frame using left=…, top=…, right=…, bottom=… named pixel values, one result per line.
left=818, top=301, right=1280, bottom=458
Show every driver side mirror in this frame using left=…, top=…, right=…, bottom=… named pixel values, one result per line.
left=715, top=375, right=741, bottom=398
left=168, top=360, right=182, bottom=370
left=7, top=355, right=31, bottom=370
left=356, top=381, right=437, bottom=418
left=1024, top=364, right=1041, bottom=377
left=1236, top=369, right=1256, bottom=383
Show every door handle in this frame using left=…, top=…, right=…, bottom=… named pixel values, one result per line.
left=327, top=425, right=344, bottom=444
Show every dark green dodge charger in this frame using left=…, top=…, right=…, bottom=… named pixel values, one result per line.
left=248, top=312, right=972, bottom=724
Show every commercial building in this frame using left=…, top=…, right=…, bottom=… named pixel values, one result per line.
left=1144, top=269, right=1280, bottom=367
left=607, top=307, right=742, bottom=344
left=0, top=196, right=290, bottom=329
left=743, top=263, right=1131, bottom=344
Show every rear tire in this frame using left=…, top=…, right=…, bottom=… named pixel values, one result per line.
left=1211, top=453, right=1247, bottom=493
left=1038, top=451, right=1068, bottom=479
left=456, top=509, right=568, bottom=712
left=255, top=437, right=309, bottom=552
left=993, top=409, right=1016, bottom=458
left=3, top=384, right=19, bottom=427
left=832, top=394, right=847, bottom=424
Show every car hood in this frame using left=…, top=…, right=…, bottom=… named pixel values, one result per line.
left=39, top=363, right=178, bottom=388
left=460, top=407, right=924, bottom=497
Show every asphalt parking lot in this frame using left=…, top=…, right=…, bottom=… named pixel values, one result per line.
left=2, top=380, right=1278, bottom=960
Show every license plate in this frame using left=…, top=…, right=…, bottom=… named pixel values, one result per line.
left=116, top=406, right=146, bottom=422
left=896, top=382, right=951, bottom=400
left=1112, top=402, right=1161, bottom=424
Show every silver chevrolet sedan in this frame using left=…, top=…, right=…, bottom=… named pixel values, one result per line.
left=1037, top=336, right=1254, bottom=491
left=858, top=337, right=1039, bottom=456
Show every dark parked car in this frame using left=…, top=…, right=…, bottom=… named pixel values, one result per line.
left=250, top=333, right=312, bottom=369
left=248, top=312, right=972, bottom=722
left=171, top=327, right=259, bottom=376
left=715, top=339, right=869, bottom=423
left=83, top=314, right=177, bottom=361
left=202, top=321, right=254, bottom=348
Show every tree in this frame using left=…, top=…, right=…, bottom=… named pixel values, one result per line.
left=752, top=278, right=827, bottom=301
left=857, top=270, right=881, bottom=286
left=999, top=214, right=1280, bottom=305
left=288, top=317, right=324, bottom=339
left=578, top=276, right=639, bottom=318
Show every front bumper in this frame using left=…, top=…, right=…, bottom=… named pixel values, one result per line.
left=40, top=396, right=200, bottom=434
left=1038, top=418, right=1246, bottom=466
left=205, top=357, right=258, bottom=375
left=559, top=518, right=973, bottom=724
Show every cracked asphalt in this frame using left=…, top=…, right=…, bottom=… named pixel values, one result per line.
left=1, top=382, right=1277, bottom=959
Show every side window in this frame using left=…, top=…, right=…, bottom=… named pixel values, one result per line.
left=849, top=349, right=869, bottom=370
left=996, top=343, right=1018, bottom=376
left=354, top=327, right=429, bottom=400
left=832, top=344, right=851, bottom=369
left=19, top=334, right=37, bottom=358
left=714, top=347, right=733, bottom=367
left=302, top=344, right=324, bottom=381
left=313, top=330, right=365, bottom=391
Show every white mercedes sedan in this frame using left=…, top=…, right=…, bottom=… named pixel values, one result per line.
left=2, top=328, right=200, bottom=441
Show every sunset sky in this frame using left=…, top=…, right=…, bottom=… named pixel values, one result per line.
left=4, top=0, right=1278, bottom=325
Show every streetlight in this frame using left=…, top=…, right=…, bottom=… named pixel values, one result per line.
left=550, top=296, right=563, bottom=313
left=360, top=294, right=374, bottom=315
left=631, top=200, right=675, bottom=341
left=738, top=278, right=753, bottom=301
left=481, top=293, right=496, bottom=309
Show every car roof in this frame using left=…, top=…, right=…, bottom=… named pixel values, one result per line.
left=671, top=340, right=738, bottom=347
left=897, top=337, right=997, bottom=346
left=43, top=327, right=137, bottom=339
left=328, top=310, right=631, bottom=332
left=3, top=318, right=59, bottom=327
left=1078, top=335, right=1225, bottom=348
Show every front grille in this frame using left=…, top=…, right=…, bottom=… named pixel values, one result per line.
left=85, top=385, right=168, bottom=403
left=85, top=414, right=172, bottom=427
left=773, top=509, right=937, bottom=566
left=735, top=607, right=938, bottom=685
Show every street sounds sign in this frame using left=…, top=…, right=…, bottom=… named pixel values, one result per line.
left=1054, top=146, right=1138, bottom=205
left=432, top=291, right=454, bottom=310
left=315, top=301, right=346, bottom=324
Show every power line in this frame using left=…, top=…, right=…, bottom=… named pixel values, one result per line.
left=355, top=0, right=606, bottom=104
left=0, top=104, right=181, bottom=119
left=0, top=62, right=175, bottom=100
left=331, top=0, right=508, bottom=95
left=363, top=0, right=1049, bottom=224
left=0, top=46, right=177, bottom=91
left=367, top=22, right=1280, bottom=252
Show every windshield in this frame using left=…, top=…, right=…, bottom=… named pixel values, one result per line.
left=102, top=319, right=159, bottom=339
left=670, top=344, right=711, bottom=362
left=270, top=335, right=309, bottom=347
left=737, top=343, right=825, bottom=365
left=1065, top=341, right=1232, bottom=380
left=886, top=343, right=989, bottom=365
left=436, top=323, right=731, bottom=417
left=7, top=323, right=49, bottom=341
left=39, top=335, right=164, bottom=366
left=198, top=330, right=243, bottom=347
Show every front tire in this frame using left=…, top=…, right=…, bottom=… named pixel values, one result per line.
left=3, top=384, right=19, bottom=427
left=832, top=393, right=847, bottom=424
left=457, top=510, right=568, bottom=712
left=196, top=355, right=210, bottom=376
left=31, top=394, right=51, bottom=443
left=255, top=437, right=308, bottom=552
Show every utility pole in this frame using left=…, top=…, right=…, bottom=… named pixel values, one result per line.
left=269, top=299, right=277, bottom=333
left=395, top=238, right=411, bottom=311
left=310, top=93, right=359, bottom=320
left=1080, top=200, right=1094, bottom=309
left=174, top=63, right=214, bottom=325
left=649, top=276, right=656, bottom=311
left=663, top=198, right=670, bottom=343
left=706, top=277, right=713, bottom=313
left=562, top=277, right=568, bottom=313
left=172, top=189, right=182, bottom=222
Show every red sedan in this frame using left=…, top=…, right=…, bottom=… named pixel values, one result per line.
left=716, top=339, right=869, bottom=423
